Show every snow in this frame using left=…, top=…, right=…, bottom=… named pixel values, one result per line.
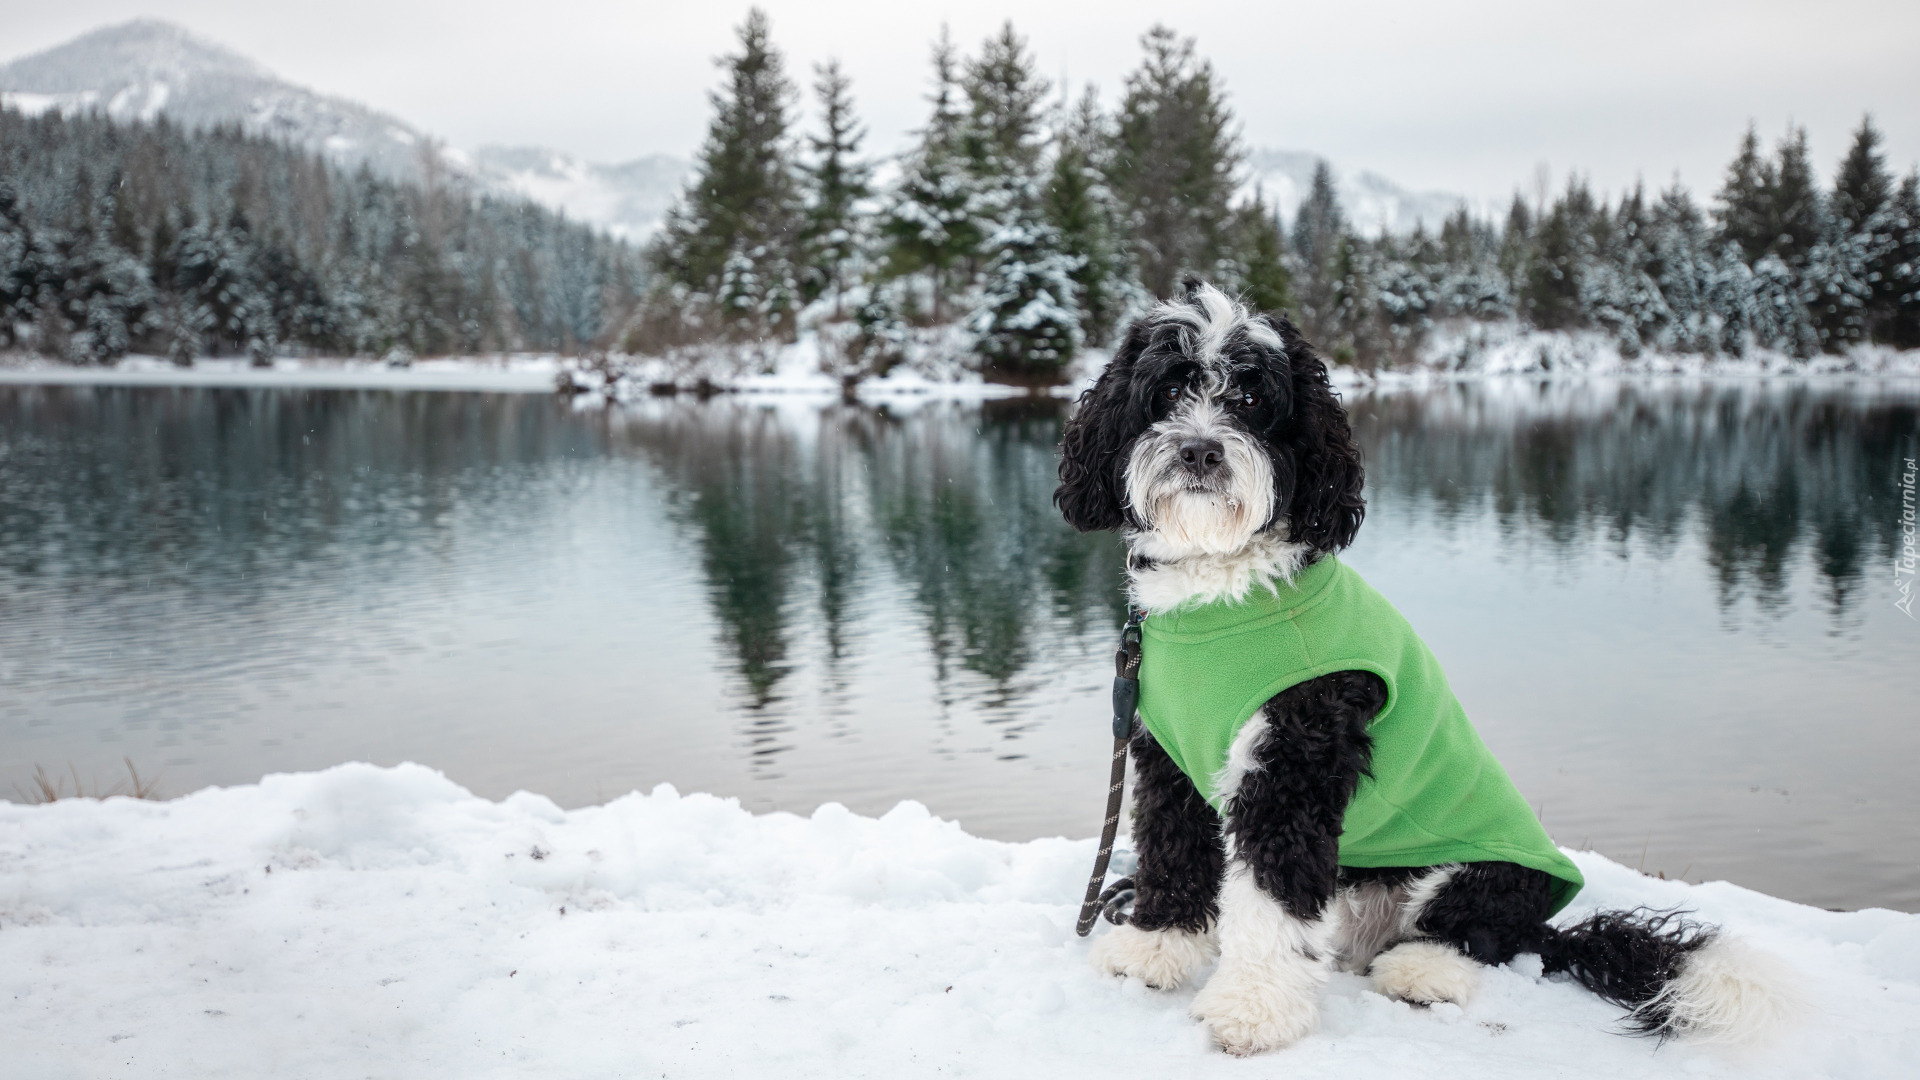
left=7, top=324, right=1918, bottom=404
left=1387, top=320, right=1920, bottom=381
left=0, top=355, right=563, bottom=394
left=3, top=763, right=1913, bottom=1078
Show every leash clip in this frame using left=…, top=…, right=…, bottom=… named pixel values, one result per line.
left=1110, top=611, right=1144, bottom=739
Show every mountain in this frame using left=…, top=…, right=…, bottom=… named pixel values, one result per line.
left=0, top=19, right=690, bottom=238
left=468, top=146, right=688, bottom=241
left=0, top=20, right=1463, bottom=241
left=0, top=19, right=445, bottom=185
left=1245, top=148, right=1475, bottom=237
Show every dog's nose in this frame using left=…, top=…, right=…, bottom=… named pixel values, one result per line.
left=1179, top=438, right=1225, bottom=476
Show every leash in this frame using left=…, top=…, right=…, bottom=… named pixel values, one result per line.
left=1075, top=605, right=1146, bottom=936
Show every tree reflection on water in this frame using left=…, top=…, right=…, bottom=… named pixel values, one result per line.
left=599, top=381, right=1915, bottom=760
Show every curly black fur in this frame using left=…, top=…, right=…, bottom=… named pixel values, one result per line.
left=1226, top=671, right=1384, bottom=918
left=1540, top=908, right=1719, bottom=1037
left=1123, top=720, right=1224, bottom=934
left=1411, top=862, right=1557, bottom=966
left=1266, top=317, right=1366, bottom=552
left=1060, top=284, right=1741, bottom=1045
left=1054, top=298, right=1366, bottom=554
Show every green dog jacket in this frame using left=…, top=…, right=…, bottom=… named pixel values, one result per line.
left=1135, top=555, right=1584, bottom=914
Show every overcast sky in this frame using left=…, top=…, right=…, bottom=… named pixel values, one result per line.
left=5, top=1, right=1918, bottom=207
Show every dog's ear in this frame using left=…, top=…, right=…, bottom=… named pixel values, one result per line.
left=1269, top=315, right=1366, bottom=552
left=1055, top=320, right=1149, bottom=533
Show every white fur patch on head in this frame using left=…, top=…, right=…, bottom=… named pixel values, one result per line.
left=1088, top=923, right=1218, bottom=990
left=1151, top=284, right=1283, bottom=365
left=1370, top=940, right=1482, bottom=1006
left=1643, top=934, right=1803, bottom=1044
left=1123, top=282, right=1303, bottom=594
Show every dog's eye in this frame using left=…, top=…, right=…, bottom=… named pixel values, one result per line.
left=1159, top=384, right=1182, bottom=403
left=1236, top=390, right=1261, bottom=409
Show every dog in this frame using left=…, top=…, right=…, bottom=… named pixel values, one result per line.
left=1055, top=281, right=1791, bottom=1055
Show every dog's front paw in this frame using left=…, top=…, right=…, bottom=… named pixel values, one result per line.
left=1190, top=961, right=1321, bottom=1055
left=1089, top=923, right=1216, bottom=989
left=1370, top=941, right=1481, bottom=1006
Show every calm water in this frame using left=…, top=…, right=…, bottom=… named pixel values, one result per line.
left=2, top=380, right=1917, bottom=912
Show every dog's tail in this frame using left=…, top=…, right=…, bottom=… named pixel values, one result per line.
left=1534, top=908, right=1798, bottom=1042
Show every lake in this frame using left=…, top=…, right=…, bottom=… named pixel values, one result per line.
left=2, top=378, right=1916, bottom=912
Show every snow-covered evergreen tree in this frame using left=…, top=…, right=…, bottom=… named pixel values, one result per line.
left=1043, top=87, right=1136, bottom=344
left=1884, top=172, right=1920, bottom=348
left=880, top=27, right=985, bottom=323
left=1433, top=207, right=1512, bottom=321
left=1107, top=26, right=1242, bottom=300
left=958, top=22, right=1050, bottom=185
left=1226, top=188, right=1293, bottom=319
left=1716, top=126, right=1775, bottom=266
left=649, top=8, right=803, bottom=338
left=1643, top=186, right=1717, bottom=354
left=800, top=59, right=872, bottom=315
left=1809, top=117, right=1901, bottom=347
left=967, top=213, right=1083, bottom=383
left=1524, top=180, right=1597, bottom=331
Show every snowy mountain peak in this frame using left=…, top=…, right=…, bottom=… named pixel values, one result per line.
left=0, top=18, right=450, bottom=187
left=1244, top=148, right=1475, bottom=237
left=0, top=18, right=270, bottom=94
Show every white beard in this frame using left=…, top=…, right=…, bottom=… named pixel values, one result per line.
left=1127, top=532, right=1311, bottom=614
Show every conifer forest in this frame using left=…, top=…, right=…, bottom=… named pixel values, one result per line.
left=4, top=10, right=1917, bottom=380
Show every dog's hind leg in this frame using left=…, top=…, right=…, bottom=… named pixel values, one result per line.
left=1089, top=723, right=1225, bottom=989
left=1189, top=671, right=1383, bottom=1054
left=1368, top=861, right=1552, bottom=1006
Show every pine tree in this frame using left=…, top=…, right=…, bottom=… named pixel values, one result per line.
left=1227, top=187, right=1293, bottom=317
left=1435, top=207, right=1511, bottom=321
left=1886, top=172, right=1920, bottom=348
left=1832, top=116, right=1893, bottom=235
left=1716, top=125, right=1774, bottom=265
left=649, top=8, right=803, bottom=336
left=881, top=27, right=984, bottom=322
left=1370, top=228, right=1436, bottom=363
left=1820, top=116, right=1903, bottom=345
left=956, top=24, right=1077, bottom=379
left=800, top=59, right=872, bottom=315
left=967, top=212, right=1083, bottom=383
left=0, top=183, right=41, bottom=348
left=1043, top=86, right=1134, bottom=343
left=1525, top=180, right=1597, bottom=331
left=1290, top=161, right=1348, bottom=344
left=1108, top=26, right=1242, bottom=300
left=1645, top=185, right=1714, bottom=353
left=1497, top=193, right=1535, bottom=318
left=1767, top=126, right=1824, bottom=268
left=959, top=22, right=1050, bottom=183
left=1291, top=161, right=1345, bottom=274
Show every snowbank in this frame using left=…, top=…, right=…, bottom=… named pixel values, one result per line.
left=1376, top=320, right=1920, bottom=383
left=0, top=354, right=563, bottom=393
left=8, top=323, right=1917, bottom=402
left=3, top=764, right=1913, bottom=1078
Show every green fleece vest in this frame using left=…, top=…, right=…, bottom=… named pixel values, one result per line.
left=1135, top=555, right=1584, bottom=915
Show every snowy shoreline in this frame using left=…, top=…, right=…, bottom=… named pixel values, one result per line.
left=3, top=763, right=1914, bottom=1078
left=5, top=324, right=1919, bottom=402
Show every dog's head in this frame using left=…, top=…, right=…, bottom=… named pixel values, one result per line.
left=1054, top=281, right=1364, bottom=563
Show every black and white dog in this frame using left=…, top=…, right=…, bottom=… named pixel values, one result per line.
left=1056, top=282, right=1790, bottom=1055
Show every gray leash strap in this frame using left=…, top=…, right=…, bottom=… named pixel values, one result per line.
left=1076, top=611, right=1144, bottom=937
